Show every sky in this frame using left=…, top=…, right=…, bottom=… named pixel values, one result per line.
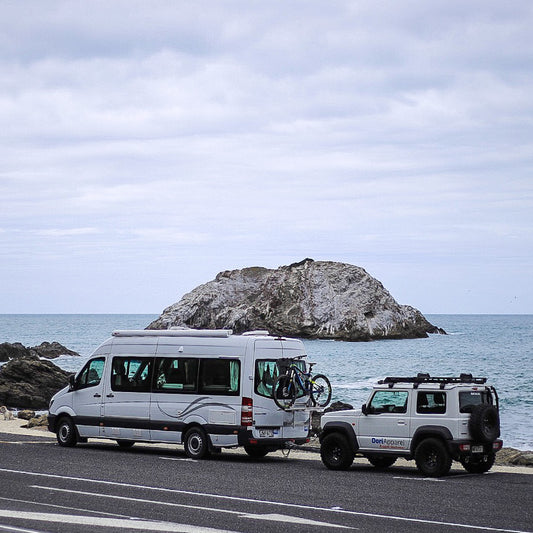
left=1, top=0, right=532, bottom=315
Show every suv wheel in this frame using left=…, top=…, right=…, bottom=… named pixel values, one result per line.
left=414, top=438, right=452, bottom=477
left=460, top=453, right=495, bottom=474
left=367, top=455, right=397, bottom=469
left=320, top=432, right=355, bottom=470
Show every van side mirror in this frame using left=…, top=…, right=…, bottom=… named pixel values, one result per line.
left=361, top=403, right=368, bottom=415
left=68, top=374, right=76, bottom=391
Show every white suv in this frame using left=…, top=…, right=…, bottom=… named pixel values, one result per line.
left=320, top=373, right=502, bottom=476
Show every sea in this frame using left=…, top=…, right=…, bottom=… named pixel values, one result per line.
left=1, top=314, right=531, bottom=451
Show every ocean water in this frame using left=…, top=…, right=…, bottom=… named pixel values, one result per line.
left=0, top=314, right=531, bottom=450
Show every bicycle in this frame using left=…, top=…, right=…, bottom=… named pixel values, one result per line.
left=272, top=357, right=332, bottom=410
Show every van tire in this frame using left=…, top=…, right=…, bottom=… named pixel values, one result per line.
left=184, top=428, right=210, bottom=459
left=244, top=446, right=269, bottom=459
left=56, top=416, right=77, bottom=447
left=320, top=432, right=355, bottom=470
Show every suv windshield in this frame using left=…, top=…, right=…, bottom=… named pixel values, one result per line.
left=459, top=390, right=493, bottom=413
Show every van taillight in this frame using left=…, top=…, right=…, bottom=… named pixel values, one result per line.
left=241, top=397, right=253, bottom=426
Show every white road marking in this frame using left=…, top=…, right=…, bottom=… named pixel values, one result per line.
left=0, top=509, right=233, bottom=533
left=0, top=523, right=46, bottom=533
left=159, top=456, right=195, bottom=462
left=393, top=476, right=446, bottom=482
left=34, top=486, right=352, bottom=530
left=0, top=468, right=530, bottom=533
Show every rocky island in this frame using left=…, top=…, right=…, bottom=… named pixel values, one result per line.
left=147, top=259, right=444, bottom=341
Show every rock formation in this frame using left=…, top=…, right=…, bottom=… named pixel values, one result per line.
left=147, top=259, right=444, bottom=341
left=0, top=358, right=71, bottom=409
left=0, top=341, right=79, bottom=362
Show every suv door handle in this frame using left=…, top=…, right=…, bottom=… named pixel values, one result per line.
left=93, top=393, right=101, bottom=398
left=397, top=420, right=406, bottom=425
left=106, top=393, right=114, bottom=398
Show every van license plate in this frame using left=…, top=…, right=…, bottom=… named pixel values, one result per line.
left=472, top=445, right=483, bottom=453
left=259, top=429, right=274, bottom=438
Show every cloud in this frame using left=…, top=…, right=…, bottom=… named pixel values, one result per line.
left=0, top=1, right=532, bottom=312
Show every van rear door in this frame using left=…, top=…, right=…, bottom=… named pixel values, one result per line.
left=252, top=339, right=310, bottom=440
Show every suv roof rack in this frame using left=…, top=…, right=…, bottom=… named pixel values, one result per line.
left=378, top=373, right=487, bottom=389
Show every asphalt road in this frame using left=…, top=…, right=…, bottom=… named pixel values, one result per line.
left=0, top=432, right=531, bottom=533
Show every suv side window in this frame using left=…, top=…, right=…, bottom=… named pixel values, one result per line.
left=77, top=358, right=105, bottom=389
left=417, top=391, right=446, bottom=414
left=459, top=390, right=492, bottom=413
left=368, top=390, right=408, bottom=414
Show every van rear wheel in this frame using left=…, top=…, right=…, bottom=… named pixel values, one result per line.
left=184, top=428, right=210, bottom=459
left=56, top=416, right=77, bottom=447
left=244, top=446, right=269, bottom=459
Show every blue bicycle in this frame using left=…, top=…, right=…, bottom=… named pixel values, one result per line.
left=272, top=358, right=332, bottom=410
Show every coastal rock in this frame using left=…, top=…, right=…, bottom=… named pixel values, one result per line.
left=30, top=341, right=79, bottom=359
left=0, top=342, right=35, bottom=362
left=0, top=341, right=79, bottom=362
left=0, top=358, right=71, bottom=409
left=147, top=259, right=443, bottom=341
left=17, top=409, right=36, bottom=420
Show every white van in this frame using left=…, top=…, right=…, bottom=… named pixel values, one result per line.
left=48, top=329, right=312, bottom=458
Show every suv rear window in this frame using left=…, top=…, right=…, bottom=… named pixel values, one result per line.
left=459, top=390, right=492, bottom=413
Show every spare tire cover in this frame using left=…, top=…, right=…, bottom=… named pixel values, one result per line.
left=469, top=404, right=500, bottom=442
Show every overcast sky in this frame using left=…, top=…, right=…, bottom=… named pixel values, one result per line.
left=1, top=1, right=532, bottom=315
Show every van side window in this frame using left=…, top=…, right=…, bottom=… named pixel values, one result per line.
left=199, top=359, right=240, bottom=396
left=417, top=391, right=446, bottom=414
left=111, top=357, right=153, bottom=392
left=77, top=358, right=105, bottom=389
left=153, top=358, right=198, bottom=392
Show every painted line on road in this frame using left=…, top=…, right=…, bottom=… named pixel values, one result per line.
left=0, top=522, right=46, bottom=533
left=159, top=456, right=195, bottom=462
left=0, top=509, right=233, bottom=533
left=0, top=468, right=530, bottom=533
left=33, top=486, right=353, bottom=530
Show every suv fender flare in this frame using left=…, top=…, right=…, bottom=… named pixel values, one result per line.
left=320, top=421, right=359, bottom=451
left=411, top=426, right=453, bottom=454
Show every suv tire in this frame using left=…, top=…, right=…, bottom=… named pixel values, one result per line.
left=469, top=404, right=500, bottom=443
left=414, top=437, right=452, bottom=477
left=320, top=432, right=355, bottom=470
left=460, top=452, right=495, bottom=474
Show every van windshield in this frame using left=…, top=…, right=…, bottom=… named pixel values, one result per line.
left=255, top=359, right=306, bottom=399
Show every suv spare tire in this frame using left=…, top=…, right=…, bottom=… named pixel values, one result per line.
left=469, top=404, right=500, bottom=443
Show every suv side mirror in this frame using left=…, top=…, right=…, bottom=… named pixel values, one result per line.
left=361, top=403, right=368, bottom=415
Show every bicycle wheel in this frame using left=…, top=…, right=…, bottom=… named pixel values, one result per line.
left=310, top=374, right=332, bottom=408
left=272, top=373, right=296, bottom=410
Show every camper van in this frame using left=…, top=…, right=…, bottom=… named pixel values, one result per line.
left=48, top=329, right=312, bottom=458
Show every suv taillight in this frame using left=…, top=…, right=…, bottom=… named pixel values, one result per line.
left=241, top=397, right=253, bottom=426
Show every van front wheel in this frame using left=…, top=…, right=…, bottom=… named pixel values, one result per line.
left=184, top=428, right=210, bottom=459
left=56, top=417, right=77, bottom=447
